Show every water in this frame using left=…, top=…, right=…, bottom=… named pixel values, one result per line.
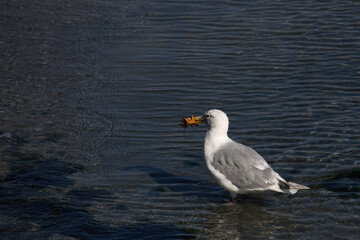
left=1, top=0, right=359, bottom=239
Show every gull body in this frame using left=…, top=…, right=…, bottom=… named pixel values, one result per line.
left=199, top=109, right=308, bottom=200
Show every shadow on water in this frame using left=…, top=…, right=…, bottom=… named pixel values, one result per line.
left=123, top=166, right=226, bottom=202
left=0, top=133, right=194, bottom=239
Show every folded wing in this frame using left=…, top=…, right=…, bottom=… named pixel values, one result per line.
left=211, top=141, right=286, bottom=191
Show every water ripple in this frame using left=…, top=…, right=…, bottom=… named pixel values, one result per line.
left=1, top=0, right=360, bottom=239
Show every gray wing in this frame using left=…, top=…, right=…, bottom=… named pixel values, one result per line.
left=212, top=141, right=282, bottom=190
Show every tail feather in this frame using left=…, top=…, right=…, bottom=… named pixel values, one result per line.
left=288, top=182, right=309, bottom=190
left=278, top=181, right=309, bottom=194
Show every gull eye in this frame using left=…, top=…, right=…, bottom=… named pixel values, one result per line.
left=206, top=114, right=210, bottom=118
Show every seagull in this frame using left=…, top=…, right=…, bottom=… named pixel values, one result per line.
left=191, top=109, right=309, bottom=201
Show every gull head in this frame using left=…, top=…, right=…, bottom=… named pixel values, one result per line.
left=201, top=109, right=229, bottom=133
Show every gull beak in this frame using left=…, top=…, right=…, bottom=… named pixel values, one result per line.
left=193, top=116, right=204, bottom=124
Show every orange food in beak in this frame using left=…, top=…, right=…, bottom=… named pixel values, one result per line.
left=179, top=115, right=203, bottom=128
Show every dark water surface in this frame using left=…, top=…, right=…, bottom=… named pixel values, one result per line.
left=1, top=0, right=360, bottom=239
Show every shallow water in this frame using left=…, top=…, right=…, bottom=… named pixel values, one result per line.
left=1, top=0, right=360, bottom=239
